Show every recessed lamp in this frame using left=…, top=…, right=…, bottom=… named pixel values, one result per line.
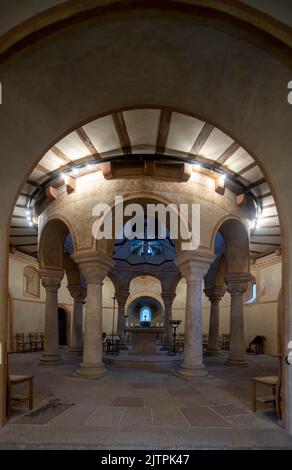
left=218, top=174, right=226, bottom=185
left=28, top=221, right=34, bottom=227
left=255, top=218, right=262, bottom=229
left=249, top=219, right=256, bottom=231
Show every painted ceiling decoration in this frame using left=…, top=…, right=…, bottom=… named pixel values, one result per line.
left=10, top=108, right=280, bottom=259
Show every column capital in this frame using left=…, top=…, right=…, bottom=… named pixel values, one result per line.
left=226, top=273, right=250, bottom=294
left=68, top=284, right=87, bottom=301
left=161, top=291, right=176, bottom=306
left=115, top=290, right=129, bottom=306
left=204, top=286, right=226, bottom=303
left=175, top=250, right=215, bottom=282
left=71, top=250, right=114, bottom=284
left=40, top=268, right=63, bottom=290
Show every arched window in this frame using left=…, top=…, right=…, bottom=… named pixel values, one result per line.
left=140, top=306, right=152, bottom=322
left=23, top=265, right=40, bottom=298
left=245, top=274, right=257, bottom=304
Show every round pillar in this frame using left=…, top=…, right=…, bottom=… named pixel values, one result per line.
left=175, top=251, right=215, bottom=377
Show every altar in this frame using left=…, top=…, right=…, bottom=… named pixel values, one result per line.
left=125, top=326, right=165, bottom=354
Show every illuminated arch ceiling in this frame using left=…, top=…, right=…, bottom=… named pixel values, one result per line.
left=11, top=108, right=280, bottom=258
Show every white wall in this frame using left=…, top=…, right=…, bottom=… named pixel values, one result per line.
left=9, top=251, right=73, bottom=347
left=9, top=250, right=282, bottom=354
left=173, top=254, right=282, bottom=355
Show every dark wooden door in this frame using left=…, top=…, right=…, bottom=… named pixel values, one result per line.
left=58, top=308, right=67, bottom=345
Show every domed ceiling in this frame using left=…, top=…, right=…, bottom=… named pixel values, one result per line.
left=11, top=108, right=280, bottom=259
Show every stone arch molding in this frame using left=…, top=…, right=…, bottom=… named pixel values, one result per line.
left=211, top=216, right=250, bottom=274
left=40, top=181, right=249, bottom=261
left=39, top=217, right=77, bottom=271
left=125, top=291, right=164, bottom=314
left=0, top=2, right=291, bottom=430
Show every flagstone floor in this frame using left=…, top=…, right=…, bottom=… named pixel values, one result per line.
left=1, top=351, right=291, bottom=449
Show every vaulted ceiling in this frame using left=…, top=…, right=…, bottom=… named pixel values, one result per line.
left=11, top=108, right=280, bottom=258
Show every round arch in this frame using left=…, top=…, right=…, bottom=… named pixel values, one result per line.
left=39, top=217, right=76, bottom=271
left=57, top=304, right=71, bottom=347
left=212, top=217, right=250, bottom=274
left=0, top=3, right=291, bottom=431
left=94, top=194, right=187, bottom=256
left=125, top=291, right=163, bottom=313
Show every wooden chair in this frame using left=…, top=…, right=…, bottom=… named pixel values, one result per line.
left=250, top=355, right=282, bottom=420
left=6, top=353, right=34, bottom=418
left=220, top=334, right=230, bottom=350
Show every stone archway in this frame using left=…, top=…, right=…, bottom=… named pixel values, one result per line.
left=0, top=2, right=291, bottom=431
left=212, top=217, right=250, bottom=366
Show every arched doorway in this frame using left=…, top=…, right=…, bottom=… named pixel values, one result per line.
left=58, top=308, right=67, bottom=346
left=0, top=0, right=291, bottom=435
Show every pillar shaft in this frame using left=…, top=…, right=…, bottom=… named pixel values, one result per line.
left=161, top=292, right=176, bottom=345
left=226, top=273, right=249, bottom=367
left=71, top=251, right=114, bottom=379
left=175, top=251, right=215, bottom=377
left=68, top=285, right=86, bottom=355
left=82, top=282, right=103, bottom=366
left=115, top=291, right=129, bottom=339
left=204, top=287, right=226, bottom=356
left=39, top=271, right=63, bottom=365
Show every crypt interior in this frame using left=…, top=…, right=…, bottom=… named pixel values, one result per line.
left=0, top=0, right=292, bottom=450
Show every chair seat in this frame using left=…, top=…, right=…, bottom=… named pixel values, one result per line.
left=9, top=374, right=33, bottom=383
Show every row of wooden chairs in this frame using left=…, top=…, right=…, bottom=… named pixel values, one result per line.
left=15, top=333, right=44, bottom=353
left=176, top=333, right=231, bottom=351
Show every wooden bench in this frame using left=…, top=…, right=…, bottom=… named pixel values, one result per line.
left=251, top=375, right=281, bottom=420
left=6, top=354, right=34, bottom=418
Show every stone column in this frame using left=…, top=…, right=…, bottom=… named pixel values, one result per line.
left=39, top=269, right=63, bottom=365
left=72, top=251, right=114, bottom=379
left=175, top=251, right=214, bottom=377
left=226, top=273, right=250, bottom=367
left=68, top=284, right=86, bottom=355
left=115, top=290, right=129, bottom=340
left=204, top=286, right=226, bottom=356
left=161, top=292, right=176, bottom=345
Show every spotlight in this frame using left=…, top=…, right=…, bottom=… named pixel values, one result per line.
left=218, top=174, right=226, bottom=185
left=25, top=209, right=31, bottom=216
left=215, top=173, right=226, bottom=195
left=28, top=221, right=34, bottom=227
left=249, top=219, right=256, bottom=231
left=255, top=217, right=262, bottom=229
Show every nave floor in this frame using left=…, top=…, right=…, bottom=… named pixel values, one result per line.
left=1, top=351, right=291, bottom=449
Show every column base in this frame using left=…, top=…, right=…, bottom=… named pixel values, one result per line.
left=39, top=353, right=63, bottom=365
left=178, top=363, right=208, bottom=377
left=206, top=348, right=221, bottom=356
left=226, top=357, right=248, bottom=367
left=69, top=346, right=83, bottom=356
left=73, top=362, right=108, bottom=379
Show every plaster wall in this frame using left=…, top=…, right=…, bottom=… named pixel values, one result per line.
left=8, top=252, right=73, bottom=348
left=173, top=255, right=282, bottom=354
left=0, top=3, right=291, bottom=428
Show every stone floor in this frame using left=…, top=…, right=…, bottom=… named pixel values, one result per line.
left=1, top=350, right=292, bottom=449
